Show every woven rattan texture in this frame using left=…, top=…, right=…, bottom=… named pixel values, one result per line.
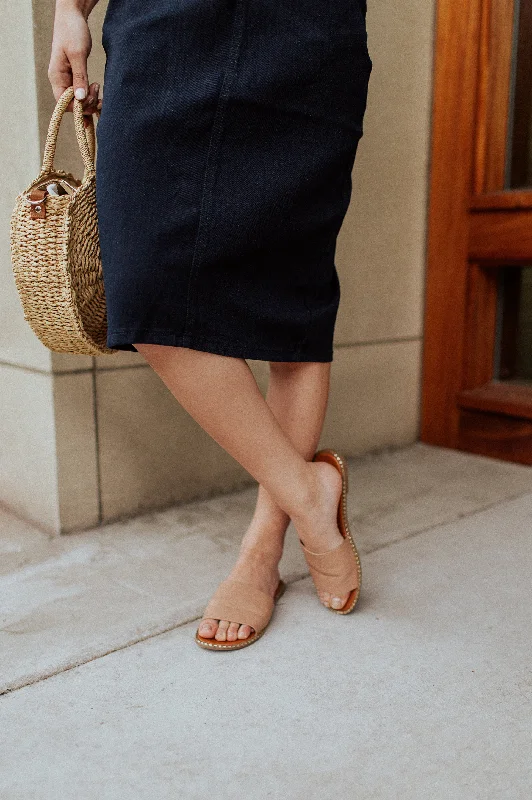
left=9, top=86, right=116, bottom=355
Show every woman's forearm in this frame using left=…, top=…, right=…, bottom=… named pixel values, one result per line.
left=55, top=0, right=101, bottom=22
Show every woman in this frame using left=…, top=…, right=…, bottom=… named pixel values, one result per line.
left=49, top=0, right=372, bottom=650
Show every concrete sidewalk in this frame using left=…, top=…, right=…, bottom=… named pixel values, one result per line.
left=1, top=444, right=531, bottom=798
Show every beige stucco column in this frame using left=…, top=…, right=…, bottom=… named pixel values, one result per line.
left=0, top=0, right=434, bottom=535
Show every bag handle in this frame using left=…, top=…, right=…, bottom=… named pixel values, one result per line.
left=39, top=85, right=100, bottom=180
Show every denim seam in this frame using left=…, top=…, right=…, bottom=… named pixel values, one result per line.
left=108, top=329, right=334, bottom=362
left=108, top=329, right=333, bottom=361
left=109, top=327, right=314, bottom=352
left=183, top=0, right=247, bottom=340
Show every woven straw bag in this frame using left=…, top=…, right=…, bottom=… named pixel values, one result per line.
left=10, top=85, right=117, bottom=355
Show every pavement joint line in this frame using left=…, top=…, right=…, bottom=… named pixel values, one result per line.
left=2, top=486, right=532, bottom=698
left=0, top=612, right=204, bottom=698
left=0, top=571, right=310, bottom=698
left=360, top=487, right=532, bottom=556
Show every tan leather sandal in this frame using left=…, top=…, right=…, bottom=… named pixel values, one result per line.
left=195, top=578, right=286, bottom=651
left=300, top=449, right=361, bottom=614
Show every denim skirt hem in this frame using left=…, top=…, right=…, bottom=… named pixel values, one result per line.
left=107, top=329, right=334, bottom=363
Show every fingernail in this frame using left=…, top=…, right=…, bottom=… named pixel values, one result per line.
left=74, top=87, right=86, bottom=100
left=94, top=83, right=100, bottom=92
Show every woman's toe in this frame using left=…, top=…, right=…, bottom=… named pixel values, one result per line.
left=227, top=622, right=240, bottom=641
left=215, top=620, right=230, bottom=641
left=318, top=590, right=332, bottom=608
left=331, top=595, right=347, bottom=610
left=238, top=624, right=253, bottom=640
left=198, top=618, right=217, bottom=638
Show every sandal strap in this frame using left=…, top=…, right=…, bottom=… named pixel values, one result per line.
left=301, top=536, right=359, bottom=596
left=201, top=579, right=277, bottom=632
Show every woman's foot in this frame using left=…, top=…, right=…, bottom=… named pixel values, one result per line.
left=197, top=529, right=283, bottom=642
left=292, top=459, right=350, bottom=611
left=198, top=457, right=348, bottom=636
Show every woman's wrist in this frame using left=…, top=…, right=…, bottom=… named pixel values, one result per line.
left=55, top=0, right=100, bottom=21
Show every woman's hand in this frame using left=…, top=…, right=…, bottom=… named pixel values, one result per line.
left=48, top=1, right=102, bottom=127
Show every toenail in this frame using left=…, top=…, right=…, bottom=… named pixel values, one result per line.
left=331, top=597, right=344, bottom=609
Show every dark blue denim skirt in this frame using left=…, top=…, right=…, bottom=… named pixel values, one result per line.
left=95, top=0, right=372, bottom=361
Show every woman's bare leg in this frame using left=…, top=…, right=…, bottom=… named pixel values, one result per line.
left=200, top=360, right=339, bottom=641
left=134, top=344, right=349, bottom=640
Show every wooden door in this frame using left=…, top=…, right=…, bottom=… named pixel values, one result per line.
left=421, top=0, right=532, bottom=464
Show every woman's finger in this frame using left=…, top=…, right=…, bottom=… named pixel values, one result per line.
left=69, top=50, right=89, bottom=101
left=48, top=49, right=75, bottom=104
left=82, top=81, right=99, bottom=111
left=82, top=82, right=100, bottom=127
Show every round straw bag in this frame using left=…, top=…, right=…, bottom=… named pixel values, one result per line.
left=9, top=85, right=117, bottom=355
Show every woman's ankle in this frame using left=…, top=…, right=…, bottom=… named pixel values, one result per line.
left=288, top=461, right=327, bottom=524
left=289, top=461, right=343, bottom=548
left=237, top=540, right=283, bottom=569
left=239, top=514, right=288, bottom=561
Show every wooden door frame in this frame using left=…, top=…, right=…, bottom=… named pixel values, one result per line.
left=421, top=0, right=532, bottom=464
